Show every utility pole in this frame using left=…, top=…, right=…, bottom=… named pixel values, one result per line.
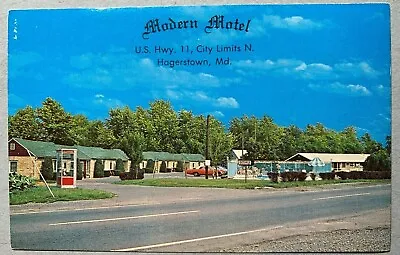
left=205, top=115, right=210, bottom=179
left=242, top=131, right=247, bottom=183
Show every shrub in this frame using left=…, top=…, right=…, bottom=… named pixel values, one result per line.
left=336, top=172, right=349, bottom=180
left=145, top=159, right=155, bottom=173
left=136, top=168, right=145, bottom=179
left=267, top=172, right=279, bottom=183
left=9, top=172, right=36, bottom=192
left=77, top=159, right=83, bottom=180
left=176, top=161, right=184, bottom=172
left=116, top=159, right=125, bottom=172
left=41, top=156, right=54, bottom=181
left=160, top=161, right=167, bottom=173
left=319, top=172, right=336, bottom=180
left=348, top=171, right=362, bottom=180
left=94, top=159, right=104, bottom=178
left=279, top=172, right=307, bottom=182
left=119, top=169, right=145, bottom=180
left=104, top=170, right=112, bottom=177
left=297, top=172, right=307, bottom=181
left=114, top=169, right=124, bottom=176
left=310, top=173, right=316, bottom=181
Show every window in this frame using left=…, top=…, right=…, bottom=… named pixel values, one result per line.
left=71, top=161, right=74, bottom=169
left=9, top=143, right=15, bottom=151
left=110, top=162, right=113, bottom=169
left=63, top=162, right=67, bottom=169
left=9, top=161, right=17, bottom=173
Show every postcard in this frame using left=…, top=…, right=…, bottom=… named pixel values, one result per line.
left=6, top=3, right=391, bottom=253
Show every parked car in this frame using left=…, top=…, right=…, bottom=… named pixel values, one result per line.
left=186, top=166, right=227, bottom=177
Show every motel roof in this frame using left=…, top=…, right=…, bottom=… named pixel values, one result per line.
left=231, top=149, right=248, bottom=160
left=142, top=151, right=205, bottom=162
left=10, top=138, right=129, bottom=160
left=285, top=153, right=370, bottom=163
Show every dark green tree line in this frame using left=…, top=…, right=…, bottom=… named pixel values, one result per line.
left=9, top=98, right=389, bottom=171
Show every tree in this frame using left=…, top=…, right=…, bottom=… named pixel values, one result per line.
left=119, top=132, right=145, bottom=172
left=8, top=106, right=42, bottom=140
left=36, top=98, right=75, bottom=145
left=208, top=116, right=233, bottom=165
left=364, top=149, right=391, bottom=172
left=70, top=114, right=91, bottom=146
left=279, top=125, right=303, bottom=159
left=106, top=106, right=136, bottom=140
left=41, top=156, right=54, bottom=180
left=176, top=110, right=206, bottom=154
left=361, top=133, right=382, bottom=154
left=87, top=120, right=116, bottom=148
left=148, top=100, right=180, bottom=152
left=94, top=159, right=104, bottom=178
left=339, top=126, right=364, bottom=154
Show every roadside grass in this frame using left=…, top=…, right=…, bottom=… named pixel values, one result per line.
left=9, top=186, right=115, bottom=205
left=114, top=178, right=390, bottom=189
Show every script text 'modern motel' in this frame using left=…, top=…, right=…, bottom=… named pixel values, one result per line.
left=142, top=15, right=251, bottom=39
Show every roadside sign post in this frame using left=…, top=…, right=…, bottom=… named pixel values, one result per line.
left=205, top=115, right=210, bottom=179
left=238, top=160, right=252, bottom=182
left=56, top=149, right=77, bottom=188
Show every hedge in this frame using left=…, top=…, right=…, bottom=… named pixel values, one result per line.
left=119, top=169, right=145, bottom=180
left=266, top=171, right=390, bottom=183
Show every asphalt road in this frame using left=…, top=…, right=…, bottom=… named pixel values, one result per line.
left=10, top=184, right=390, bottom=252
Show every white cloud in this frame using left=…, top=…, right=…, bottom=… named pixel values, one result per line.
left=63, top=50, right=238, bottom=92
left=347, top=84, right=371, bottom=95
left=166, top=89, right=182, bottom=100
left=334, top=61, right=379, bottom=78
left=233, top=58, right=383, bottom=82
left=215, top=97, right=239, bottom=108
left=207, top=111, right=225, bottom=118
left=162, top=89, right=239, bottom=109
left=192, top=91, right=210, bottom=101
left=93, top=94, right=123, bottom=109
left=261, top=15, right=323, bottom=30
left=308, top=82, right=371, bottom=96
left=233, top=59, right=333, bottom=80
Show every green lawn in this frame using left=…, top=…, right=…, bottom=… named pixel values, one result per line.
left=114, top=178, right=390, bottom=189
left=9, top=186, right=115, bottom=205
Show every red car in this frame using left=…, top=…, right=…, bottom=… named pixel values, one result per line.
left=186, top=166, right=227, bottom=177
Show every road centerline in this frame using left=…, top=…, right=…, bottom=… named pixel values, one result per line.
left=49, top=210, right=199, bottom=226
left=11, top=202, right=162, bottom=215
left=312, top=192, right=371, bottom=201
left=112, top=225, right=284, bottom=252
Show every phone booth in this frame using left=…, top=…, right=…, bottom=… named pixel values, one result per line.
left=56, top=149, right=77, bottom=188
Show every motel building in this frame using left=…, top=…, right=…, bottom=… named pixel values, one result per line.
left=285, top=153, right=371, bottom=172
left=8, top=138, right=131, bottom=179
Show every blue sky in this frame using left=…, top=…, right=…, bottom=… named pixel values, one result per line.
left=8, top=4, right=391, bottom=143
